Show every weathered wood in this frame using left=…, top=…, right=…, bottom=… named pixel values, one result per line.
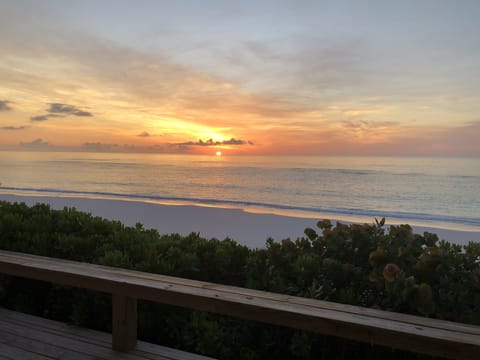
left=0, top=343, right=52, bottom=360
left=0, top=308, right=215, bottom=360
left=0, top=315, right=141, bottom=359
left=112, top=294, right=138, bottom=352
left=1, top=250, right=479, bottom=359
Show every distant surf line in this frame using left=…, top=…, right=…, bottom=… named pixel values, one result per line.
left=1, top=185, right=479, bottom=231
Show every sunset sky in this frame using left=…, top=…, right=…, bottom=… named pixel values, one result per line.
left=0, top=0, right=479, bottom=155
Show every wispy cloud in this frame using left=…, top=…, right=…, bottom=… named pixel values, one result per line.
left=0, top=100, right=12, bottom=111
left=48, top=103, right=92, bottom=117
left=1, top=2, right=479, bottom=156
left=0, top=125, right=26, bottom=130
left=341, top=120, right=399, bottom=129
left=30, top=103, right=93, bottom=122
left=30, top=115, right=49, bottom=122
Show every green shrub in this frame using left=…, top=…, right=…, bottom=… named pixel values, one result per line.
left=0, top=201, right=478, bottom=359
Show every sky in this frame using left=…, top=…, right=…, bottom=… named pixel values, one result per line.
left=0, top=0, right=479, bottom=156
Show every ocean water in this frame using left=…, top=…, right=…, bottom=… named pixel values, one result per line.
left=0, top=151, right=479, bottom=232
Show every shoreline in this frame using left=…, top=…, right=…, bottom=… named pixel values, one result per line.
left=1, top=186, right=478, bottom=232
left=1, top=193, right=479, bottom=247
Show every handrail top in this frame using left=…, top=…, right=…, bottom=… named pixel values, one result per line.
left=0, top=250, right=477, bottom=334
left=0, top=249, right=479, bottom=359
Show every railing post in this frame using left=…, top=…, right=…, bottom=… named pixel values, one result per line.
left=112, top=294, right=137, bottom=352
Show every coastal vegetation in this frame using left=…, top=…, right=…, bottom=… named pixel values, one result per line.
left=0, top=200, right=479, bottom=359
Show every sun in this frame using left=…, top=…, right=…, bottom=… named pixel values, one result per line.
left=215, top=151, right=222, bottom=156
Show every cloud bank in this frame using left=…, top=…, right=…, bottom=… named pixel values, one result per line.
left=175, top=138, right=253, bottom=147
left=20, top=138, right=50, bottom=149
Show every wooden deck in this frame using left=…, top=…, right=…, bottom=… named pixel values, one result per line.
left=1, top=250, right=479, bottom=359
left=0, top=308, right=215, bottom=360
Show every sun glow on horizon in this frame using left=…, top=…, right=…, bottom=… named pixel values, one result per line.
left=0, top=2, right=479, bottom=156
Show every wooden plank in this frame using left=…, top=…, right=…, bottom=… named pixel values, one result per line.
left=0, top=320, right=142, bottom=360
left=112, top=294, right=138, bottom=352
left=0, top=356, right=15, bottom=360
left=74, top=260, right=480, bottom=335
left=0, top=308, right=113, bottom=349
left=1, top=250, right=478, bottom=336
left=134, top=342, right=218, bottom=360
left=0, top=343, right=53, bottom=360
left=0, top=308, right=216, bottom=360
left=0, top=331, right=90, bottom=360
left=0, top=250, right=472, bottom=338
left=0, top=253, right=474, bottom=340
left=0, top=250, right=476, bottom=358
left=1, top=250, right=479, bottom=359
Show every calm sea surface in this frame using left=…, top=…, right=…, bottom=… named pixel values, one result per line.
left=0, top=151, right=479, bottom=231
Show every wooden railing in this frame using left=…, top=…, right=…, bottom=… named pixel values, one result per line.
left=0, top=250, right=479, bottom=359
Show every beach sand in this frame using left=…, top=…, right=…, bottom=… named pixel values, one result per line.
left=1, top=194, right=478, bottom=247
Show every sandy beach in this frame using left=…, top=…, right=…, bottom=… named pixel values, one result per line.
left=1, top=194, right=479, bottom=247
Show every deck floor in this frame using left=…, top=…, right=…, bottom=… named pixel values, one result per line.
left=0, top=308, right=215, bottom=360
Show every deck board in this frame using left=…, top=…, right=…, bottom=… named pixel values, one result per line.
left=1, top=250, right=479, bottom=359
left=0, top=308, right=215, bottom=360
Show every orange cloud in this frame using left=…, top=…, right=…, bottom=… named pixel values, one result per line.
left=1, top=9, right=479, bottom=156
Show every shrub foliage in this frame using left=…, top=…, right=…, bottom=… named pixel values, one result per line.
left=0, top=200, right=478, bottom=359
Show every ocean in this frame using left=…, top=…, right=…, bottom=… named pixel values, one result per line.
left=0, top=151, right=479, bottom=232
